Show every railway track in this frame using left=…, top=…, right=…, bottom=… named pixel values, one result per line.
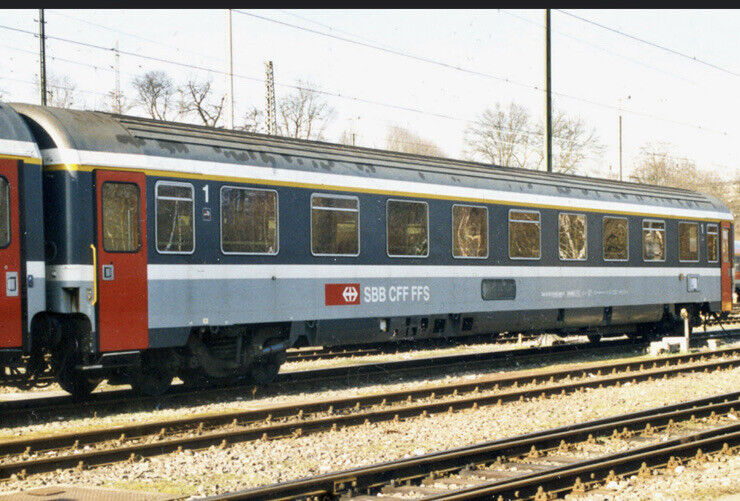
left=0, top=330, right=737, bottom=426
left=285, top=334, right=540, bottom=363
left=0, top=347, right=737, bottom=482
left=207, top=392, right=740, bottom=500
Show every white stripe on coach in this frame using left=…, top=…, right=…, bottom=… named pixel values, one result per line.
left=0, top=138, right=41, bottom=159
left=26, top=261, right=46, bottom=278
left=41, top=147, right=733, bottom=221
left=145, top=264, right=722, bottom=281
left=44, top=264, right=722, bottom=282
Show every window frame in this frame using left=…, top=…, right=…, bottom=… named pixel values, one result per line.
left=508, top=208, right=541, bottom=261
left=558, top=211, right=588, bottom=262
left=310, top=192, right=360, bottom=258
left=706, top=223, right=719, bottom=263
left=0, top=175, right=10, bottom=250
left=602, top=216, right=629, bottom=262
left=219, top=185, right=279, bottom=256
left=155, top=180, right=196, bottom=255
left=386, top=198, right=430, bottom=258
left=678, top=221, right=700, bottom=263
left=641, top=218, right=666, bottom=263
left=451, top=203, right=489, bottom=260
left=100, top=180, right=142, bottom=254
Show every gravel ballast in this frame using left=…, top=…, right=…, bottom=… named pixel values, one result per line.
left=0, top=364, right=737, bottom=498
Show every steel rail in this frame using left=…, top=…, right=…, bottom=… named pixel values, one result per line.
left=430, top=426, right=739, bottom=500
left=0, top=354, right=737, bottom=481
left=0, top=335, right=652, bottom=421
left=206, top=393, right=740, bottom=501
left=0, top=331, right=736, bottom=425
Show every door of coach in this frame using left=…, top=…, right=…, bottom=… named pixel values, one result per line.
left=0, top=159, right=22, bottom=350
left=720, top=221, right=732, bottom=312
left=95, top=170, right=149, bottom=352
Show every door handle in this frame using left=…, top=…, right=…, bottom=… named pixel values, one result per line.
left=5, top=271, right=18, bottom=297
left=89, top=244, right=97, bottom=305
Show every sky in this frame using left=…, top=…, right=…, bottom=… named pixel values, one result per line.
left=0, top=9, right=738, bottom=181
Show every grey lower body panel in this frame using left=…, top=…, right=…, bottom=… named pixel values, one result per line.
left=143, top=274, right=719, bottom=348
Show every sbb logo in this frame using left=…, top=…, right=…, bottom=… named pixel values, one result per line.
left=325, top=283, right=361, bottom=306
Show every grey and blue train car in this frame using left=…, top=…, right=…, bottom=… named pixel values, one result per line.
left=0, top=103, right=45, bottom=387
left=0, top=103, right=735, bottom=396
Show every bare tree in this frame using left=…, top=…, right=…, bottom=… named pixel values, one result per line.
left=105, top=87, right=135, bottom=115
left=179, top=77, right=225, bottom=127
left=38, top=74, right=79, bottom=108
left=386, top=126, right=444, bottom=157
left=132, top=71, right=175, bottom=120
left=277, top=81, right=334, bottom=140
left=631, top=143, right=738, bottom=218
left=238, top=106, right=268, bottom=134
left=464, top=103, right=534, bottom=169
left=464, top=102, right=603, bottom=174
left=339, top=129, right=359, bottom=146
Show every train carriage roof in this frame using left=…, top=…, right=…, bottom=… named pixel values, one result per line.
left=0, top=103, right=41, bottom=160
left=7, top=103, right=733, bottom=216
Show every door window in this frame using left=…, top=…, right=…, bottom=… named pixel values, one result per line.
left=101, top=182, right=141, bottom=252
left=0, top=176, right=9, bottom=248
left=722, top=228, right=730, bottom=263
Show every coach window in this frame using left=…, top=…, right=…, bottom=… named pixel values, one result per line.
left=509, top=209, right=540, bottom=260
left=387, top=199, right=429, bottom=257
left=603, top=216, right=628, bottom=261
left=559, top=213, right=587, bottom=261
left=221, top=187, right=278, bottom=254
left=707, top=224, right=719, bottom=263
left=156, top=181, right=194, bottom=254
left=311, top=194, right=359, bottom=256
left=0, top=176, right=9, bottom=248
left=678, top=222, right=699, bottom=262
left=452, top=205, right=488, bottom=258
left=642, top=220, right=666, bottom=262
left=101, top=182, right=141, bottom=252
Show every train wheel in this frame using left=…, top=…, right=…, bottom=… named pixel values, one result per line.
left=52, top=335, right=100, bottom=398
left=250, top=357, right=281, bottom=385
left=57, top=370, right=101, bottom=398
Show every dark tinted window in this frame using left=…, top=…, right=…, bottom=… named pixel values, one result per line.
left=387, top=200, right=428, bottom=257
left=101, top=182, right=141, bottom=252
left=603, top=217, right=628, bottom=261
left=311, top=195, right=359, bottom=256
left=453, top=205, right=488, bottom=258
left=221, top=187, right=278, bottom=254
left=0, top=176, right=9, bottom=248
left=509, top=210, right=540, bottom=259
left=156, top=182, right=194, bottom=254
left=678, top=222, right=699, bottom=262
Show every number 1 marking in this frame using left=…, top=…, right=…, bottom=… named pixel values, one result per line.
left=202, top=184, right=209, bottom=204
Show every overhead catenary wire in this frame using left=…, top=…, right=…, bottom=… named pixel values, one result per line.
left=0, top=23, right=597, bottom=146
left=555, top=10, right=740, bottom=79
left=0, top=16, right=735, bottom=141
left=231, top=10, right=733, bottom=137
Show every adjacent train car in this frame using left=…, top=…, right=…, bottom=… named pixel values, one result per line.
left=0, top=103, right=45, bottom=388
left=0, top=102, right=735, bottom=396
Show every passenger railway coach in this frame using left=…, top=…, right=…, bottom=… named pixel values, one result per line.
left=0, top=102, right=735, bottom=396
